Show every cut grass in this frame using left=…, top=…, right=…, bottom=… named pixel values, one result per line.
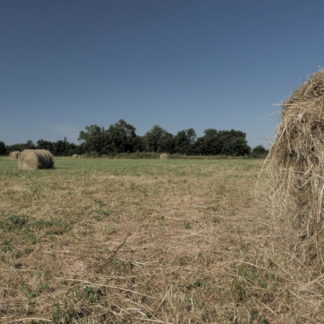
left=0, top=157, right=322, bottom=323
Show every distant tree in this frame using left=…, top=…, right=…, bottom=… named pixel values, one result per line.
left=37, top=138, right=79, bottom=156
left=0, top=141, right=6, bottom=155
left=192, top=137, right=206, bottom=155
left=26, top=140, right=35, bottom=149
left=222, top=136, right=251, bottom=155
left=37, top=139, right=55, bottom=152
left=77, top=142, right=87, bottom=155
left=134, top=135, right=145, bottom=152
left=251, top=145, right=268, bottom=157
left=53, top=139, right=69, bottom=156
left=144, top=125, right=163, bottom=152
left=193, top=129, right=222, bottom=155
left=7, top=140, right=35, bottom=152
left=157, top=132, right=174, bottom=153
left=78, top=120, right=139, bottom=154
left=218, top=130, right=251, bottom=156
left=174, top=128, right=196, bottom=154
left=79, top=125, right=106, bottom=154
left=105, top=119, right=138, bottom=153
left=144, top=125, right=174, bottom=153
left=6, top=123, right=254, bottom=157
left=67, top=143, right=79, bottom=155
left=193, top=129, right=250, bottom=156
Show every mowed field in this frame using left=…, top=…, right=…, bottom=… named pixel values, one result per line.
left=0, top=158, right=322, bottom=323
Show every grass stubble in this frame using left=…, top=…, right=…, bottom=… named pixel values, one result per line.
left=0, top=157, right=322, bottom=323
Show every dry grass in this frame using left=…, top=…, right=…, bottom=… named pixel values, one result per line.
left=0, top=157, right=323, bottom=323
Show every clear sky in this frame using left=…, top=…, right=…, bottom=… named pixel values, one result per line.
left=1, top=0, right=323, bottom=147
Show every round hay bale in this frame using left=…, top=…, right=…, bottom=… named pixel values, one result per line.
left=160, top=153, right=169, bottom=160
left=72, top=154, right=80, bottom=158
left=9, top=151, right=20, bottom=159
left=18, top=149, right=54, bottom=170
left=265, top=70, right=324, bottom=271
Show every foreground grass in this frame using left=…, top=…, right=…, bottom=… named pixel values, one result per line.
left=0, top=157, right=322, bottom=323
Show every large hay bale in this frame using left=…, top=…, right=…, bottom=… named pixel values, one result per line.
left=9, top=151, right=20, bottom=159
left=160, top=153, right=169, bottom=160
left=265, top=71, right=324, bottom=271
left=18, top=149, right=54, bottom=170
left=72, top=154, right=80, bottom=158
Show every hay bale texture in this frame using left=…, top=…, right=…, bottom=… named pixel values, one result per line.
left=266, top=71, right=324, bottom=271
left=18, top=149, right=54, bottom=170
left=9, top=151, right=20, bottom=159
left=160, top=153, right=169, bottom=160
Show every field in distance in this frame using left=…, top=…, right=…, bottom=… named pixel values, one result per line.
left=0, top=157, right=321, bottom=323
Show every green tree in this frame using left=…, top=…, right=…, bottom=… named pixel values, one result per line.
left=37, top=138, right=78, bottom=156
left=193, top=129, right=251, bottom=156
left=105, top=119, right=138, bottom=153
left=0, top=141, right=6, bottom=155
left=79, top=125, right=106, bottom=154
left=193, top=129, right=222, bottom=155
left=6, top=140, right=35, bottom=152
left=26, top=140, right=35, bottom=149
left=218, top=130, right=251, bottom=156
left=251, top=145, right=268, bottom=157
left=37, top=139, right=55, bottom=152
left=134, top=135, right=145, bottom=152
left=174, top=128, right=196, bottom=154
left=144, top=125, right=174, bottom=153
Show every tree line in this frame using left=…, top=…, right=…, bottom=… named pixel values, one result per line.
left=0, top=119, right=268, bottom=157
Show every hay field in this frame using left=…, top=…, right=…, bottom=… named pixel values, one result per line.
left=0, top=157, right=322, bottom=323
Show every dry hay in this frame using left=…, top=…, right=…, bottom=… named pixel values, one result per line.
left=8, top=151, right=20, bottom=159
left=159, top=153, right=169, bottom=160
left=18, top=149, right=54, bottom=170
left=72, top=154, right=80, bottom=158
left=264, top=71, right=324, bottom=273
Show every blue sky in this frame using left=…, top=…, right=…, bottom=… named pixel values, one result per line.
left=1, top=0, right=323, bottom=147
